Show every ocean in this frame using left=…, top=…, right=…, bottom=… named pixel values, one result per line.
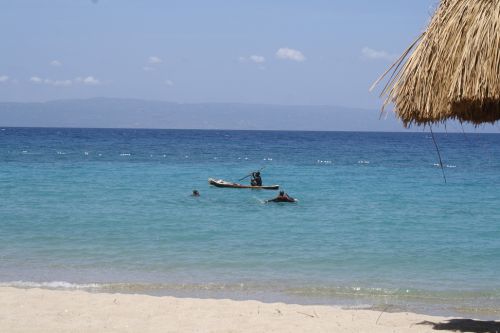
left=1, top=127, right=499, bottom=319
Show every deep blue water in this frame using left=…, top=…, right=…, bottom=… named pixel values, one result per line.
left=1, top=127, right=500, bottom=318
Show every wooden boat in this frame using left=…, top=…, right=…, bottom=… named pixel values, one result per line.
left=208, top=178, right=279, bottom=190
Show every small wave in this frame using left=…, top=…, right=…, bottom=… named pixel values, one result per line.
left=357, top=160, right=370, bottom=164
left=446, top=165, right=456, bottom=168
left=317, top=160, right=332, bottom=164
left=56, top=151, right=66, bottom=155
left=344, top=304, right=373, bottom=310
left=0, top=281, right=101, bottom=289
left=120, top=153, right=131, bottom=156
left=3, top=281, right=494, bottom=301
left=84, top=151, right=89, bottom=155
left=263, top=158, right=273, bottom=161
left=0, top=281, right=254, bottom=294
left=254, top=197, right=267, bottom=204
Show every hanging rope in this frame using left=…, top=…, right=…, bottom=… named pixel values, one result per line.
left=430, top=125, right=447, bottom=183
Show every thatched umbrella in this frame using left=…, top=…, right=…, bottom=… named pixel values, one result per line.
left=372, top=0, right=500, bottom=127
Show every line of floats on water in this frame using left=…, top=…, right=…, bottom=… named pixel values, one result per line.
left=12, top=150, right=458, bottom=168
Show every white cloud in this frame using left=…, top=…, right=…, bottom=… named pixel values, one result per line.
left=31, top=76, right=72, bottom=86
left=52, top=79, right=72, bottom=87
left=143, top=66, right=154, bottom=72
left=275, top=48, right=306, bottom=62
left=250, top=55, right=266, bottom=63
left=361, top=47, right=397, bottom=61
left=30, top=75, right=101, bottom=87
left=165, top=79, right=174, bottom=86
left=251, top=56, right=266, bottom=64
left=76, top=76, right=101, bottom=85
left=239, top=55, right=266, bottom=65
left=41, top=78, right=72, bottom=87
left=30, top=76, right=43, bottom=83
left=0, top=75, right=9, bottom=83
left=50, top=60, right=62, bottom=67
left=82, top=76, right=101, bottom=85
left=148, top=56, right=163, bottom=64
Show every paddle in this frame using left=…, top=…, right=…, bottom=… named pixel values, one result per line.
left=238, top=166, right=266, bottom=181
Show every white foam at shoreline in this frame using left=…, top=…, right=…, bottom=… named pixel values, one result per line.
left=0, top=281, right=101, bottom=289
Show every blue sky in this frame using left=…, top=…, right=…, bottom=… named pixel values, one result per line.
left=0, top=0, right=437, bottom=109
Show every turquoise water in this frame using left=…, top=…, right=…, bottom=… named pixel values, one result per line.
left=1, top=127, right=500, bottom=318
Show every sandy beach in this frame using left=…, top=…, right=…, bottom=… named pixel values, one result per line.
left=0, top=286, right=473, bottom=333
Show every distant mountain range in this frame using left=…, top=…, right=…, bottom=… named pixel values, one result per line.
left=0, top=98, right=496, bottom=132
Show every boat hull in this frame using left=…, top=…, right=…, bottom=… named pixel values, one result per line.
left=208, top=178, right=279, bottom=190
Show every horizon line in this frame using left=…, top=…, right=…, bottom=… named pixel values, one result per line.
left=0, top=96, right=376, bottom=111
left=2, top=125, right=499, bottom=135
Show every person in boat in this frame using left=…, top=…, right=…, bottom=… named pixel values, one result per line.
left=250, top=171, right=262, bottom=186
left=191, top=190, right=200, bottom=197
left=266, top=190, right=296, bottom=203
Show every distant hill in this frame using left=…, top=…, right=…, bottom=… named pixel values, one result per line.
left=0, top=98, right=495, bottom=132
left=0, top=98, right=406, bottom=131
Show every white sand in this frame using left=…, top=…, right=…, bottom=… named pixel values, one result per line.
left=0, top=286, right=454, bottom=332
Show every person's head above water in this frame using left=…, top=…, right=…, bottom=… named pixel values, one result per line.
left=279, top=190, right=285, bottom=196
left=255, top=171, right=260, bottom=176
left=192, top=190, right=200, bottom=196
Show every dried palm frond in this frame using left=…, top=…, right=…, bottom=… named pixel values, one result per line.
left=372, top=0, right=500, bottom=126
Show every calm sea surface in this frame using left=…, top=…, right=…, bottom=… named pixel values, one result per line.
left=1, top=127, right=499, bottom=318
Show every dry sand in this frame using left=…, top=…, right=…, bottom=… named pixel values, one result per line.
left=0, top=286, right=461, bottom=332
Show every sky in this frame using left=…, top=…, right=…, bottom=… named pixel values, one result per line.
left=0, top=0, right=438, bottom=109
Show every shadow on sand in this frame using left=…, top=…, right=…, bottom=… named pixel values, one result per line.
left=419, top=319, right=500, bottom=333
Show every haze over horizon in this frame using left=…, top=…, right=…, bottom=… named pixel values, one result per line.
left=0, top=97, right=498, bottom=133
